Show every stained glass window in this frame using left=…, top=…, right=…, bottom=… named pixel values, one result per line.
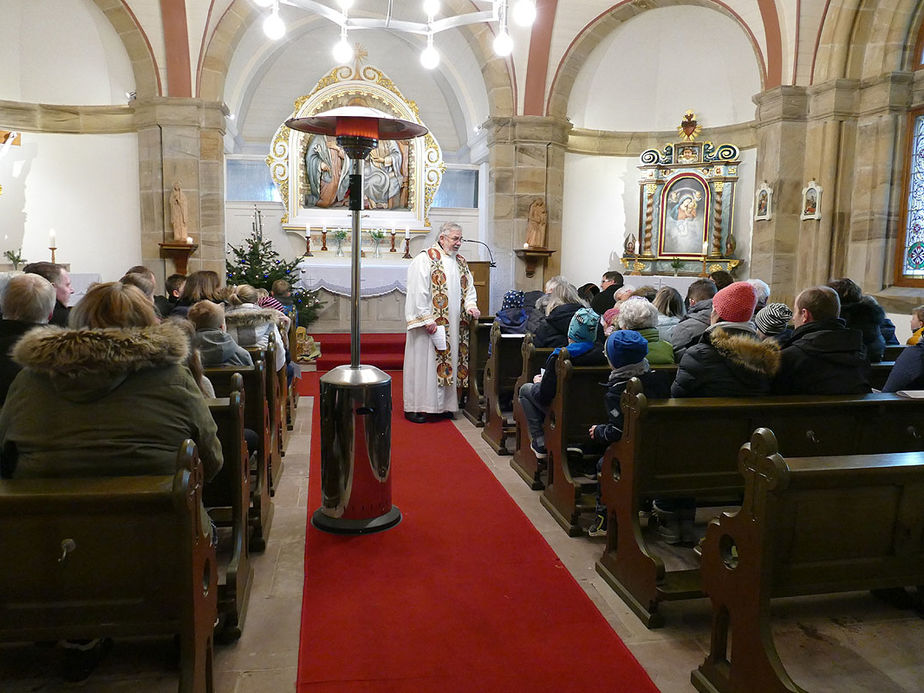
left=902, top=114, right=924, bottom=278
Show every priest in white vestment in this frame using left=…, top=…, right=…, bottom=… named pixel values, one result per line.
left=403, top=223, right=480, bottom=423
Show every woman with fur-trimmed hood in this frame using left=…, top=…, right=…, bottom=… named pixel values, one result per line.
left=0, top=282, right=222, bottom=481
left=671, top=282, right=781, bottom=398
left=224, top=284, right=287, bottom=373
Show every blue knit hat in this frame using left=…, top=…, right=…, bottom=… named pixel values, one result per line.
left=501, top=290, right=525, bottom=311
left=567, top=307, right=600, bottom=344
left=605, top=330, right=648, bottom=368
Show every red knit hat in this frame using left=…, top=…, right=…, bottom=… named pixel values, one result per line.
left=712, top=281, right=757, bottom=323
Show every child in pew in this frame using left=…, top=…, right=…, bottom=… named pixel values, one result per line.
left=518, top=307, right=607, bottom=459
left=187, top=299, right=254, bottom=368
left=585, top=330, right=671, bottom=537
left=907, top=305, right=924, bottom=345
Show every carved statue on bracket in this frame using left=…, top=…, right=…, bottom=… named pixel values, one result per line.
left=525, top=198, right=547, bottom=248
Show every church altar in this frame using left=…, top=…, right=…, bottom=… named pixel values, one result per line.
left=295, top=258, right=408, bottom=297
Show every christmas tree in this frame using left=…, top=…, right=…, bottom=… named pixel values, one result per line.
left=226, top=209, right=323, bottom=326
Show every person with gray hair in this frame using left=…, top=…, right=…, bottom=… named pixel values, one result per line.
left=617, top=297, right=674, bottom=364
left=747, top=278, right=771, bottom=315
left=403, top=221, right=480, bottom=423
left=532, top=276, right=587, bottom=348
left=0, top=273, right=56, bottom=405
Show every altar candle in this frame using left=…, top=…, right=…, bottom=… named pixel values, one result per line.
left=405, top=226, right=410, bottom=239
left=49, top=229, right=56, bottom=247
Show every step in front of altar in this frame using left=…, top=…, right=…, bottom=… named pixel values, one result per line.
left=311, top=333, right=406, bottom=371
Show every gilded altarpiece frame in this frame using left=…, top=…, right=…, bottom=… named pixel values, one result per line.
left=266, top=62, right=444, bottom=233
left=626, top=141, right=741, bottom=275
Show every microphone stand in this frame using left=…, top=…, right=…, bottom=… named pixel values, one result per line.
left=461, top=239, right=496, bottom=267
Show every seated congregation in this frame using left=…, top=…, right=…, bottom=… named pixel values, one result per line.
left=0, top=265, right=299, bottom=688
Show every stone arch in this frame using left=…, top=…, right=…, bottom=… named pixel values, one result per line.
left=199, top=0, right=514, bottom=116
left=89, top=0, right=161, bottom=98
left=547, top=0, right=770, bottom=119
left=813, top=0, right=924, bottom=83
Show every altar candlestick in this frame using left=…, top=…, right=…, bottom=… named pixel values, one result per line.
left=389, top=228, right=397, bottom=253
left=321, top=225, right=328, bottom=251
left=405, top=226, right=410, bottom=239
left=305, top=228, right=314, bottom=257
left=403, top=236, right=412, bottom=259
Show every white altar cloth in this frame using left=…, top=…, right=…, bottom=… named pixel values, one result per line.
left=295, top=259, right=408, bottom=298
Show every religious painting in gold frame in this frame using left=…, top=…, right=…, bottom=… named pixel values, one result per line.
left=658, top=172, right=711, bottom=257
left=266, top=58, right=444, bottom=231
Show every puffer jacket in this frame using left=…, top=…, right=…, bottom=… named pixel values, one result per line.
left=225, top=304, right=286, bottom=372
left=771, top=318, right=870, bottom=395
left=671, top=324, right=781, bottom=397
left=532, top=302, right=583, bottom=348
left=0, top=321, right=222, bottom=481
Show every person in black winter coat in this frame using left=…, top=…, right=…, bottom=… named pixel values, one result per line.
left=532, top=277, right=586, bottom=348
left=827, top=277, right=887, bottom=362
left=672, top=282, right=781, bottom=398
left=771, top=286, right=870, bottom=395
left=590, top=270, right=623, bottom=315
left=495, top=290, right=527, bottom=334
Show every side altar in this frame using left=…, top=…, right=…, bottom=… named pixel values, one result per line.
left=622, top=112, right=741, bottom=278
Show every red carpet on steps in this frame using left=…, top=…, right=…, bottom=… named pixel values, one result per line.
left=311, top=333, right=405, bottom=372
left=296, top=371, right=659, bottom=693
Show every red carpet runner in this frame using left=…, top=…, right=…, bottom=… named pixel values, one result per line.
left=297, top=371, right=658, bottom=692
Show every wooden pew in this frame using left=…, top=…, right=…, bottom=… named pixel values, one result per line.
left=540, top=358, right=611, bottom=535
left=245, top=337, right=285, bottom=491
left=692, top=428, right=924, bottom=693
left=539, top=362, right=679, bottom=532
left=205, top=376, right=253, bottom=643
left=462, top=318, right=495, bottom=427
left=205, top=363, right=273, bottom=552
left=884, top=343, right=906, bottom=361
left=596, top=381, right=924, bottom=627
left=869, top=360, right=894, bottom=390
left=510, top=334, right=554, bottom=489
left=480, top=323, right=524, bottom=455
left=0, top=441, right=217, bottom=693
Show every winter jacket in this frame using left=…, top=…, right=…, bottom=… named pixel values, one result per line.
left=194, top=327, right=255, bottom=368
left=771, top=318, right=870, bottom=395
left=0, top=319, right=42, bottom=406
left=883, top=342, right=924, bottom=392
left=839, top=296, right=886, bottom=362
left=0, top=321, right=223, bottom=481
left=523, top=290, right=547, bottom=335
left=225, top=304, right=286, bottom=372
left=656, top=314, right=680, bottom=343
left=880, top=318, right=900, bottom=346
left=532, top=302, right=583, bottom=348
left=591, top=366, right=671, bottom=444
left=670, top=299, right=713, bottom=359
left=591, top=285, right=619, bottom=315
left=495, top=307, right=527, bottom=334
left=637, top=327, right=674, bottom=364
left=535, top=341, right=608, bottom=406
left=671, top=324, right=781, bottom=398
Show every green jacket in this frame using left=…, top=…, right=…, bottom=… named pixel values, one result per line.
left=0, top=322, right=222, bottom=481
left=638, top=327, right=675, bottom=365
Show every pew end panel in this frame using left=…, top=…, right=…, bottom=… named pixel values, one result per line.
left=540, top=358, right=610, bottom=536
left=462, top=318, right=494, bottom=427
left=0, top=441, right=217, bottom=693
left=510, top=335, right=554, bottom=490
left=480, top=323, right=524, bottom=455
left=693, top=428, right=924, bottom=693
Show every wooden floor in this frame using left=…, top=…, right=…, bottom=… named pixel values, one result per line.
left=2, top=393, right=923, bottom=692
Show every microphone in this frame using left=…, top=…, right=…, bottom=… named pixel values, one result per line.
left=462, top=239, right=496, bottom=267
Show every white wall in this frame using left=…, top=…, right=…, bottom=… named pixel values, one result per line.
left=561, top=148, right=757, bottom=284
left=0, top=0, right=134, bottom=105
left=0, top=132, right=141, bottom=281
left=567, top=6, right=761, bottom=131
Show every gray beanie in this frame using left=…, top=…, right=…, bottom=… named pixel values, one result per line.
left=754, top=302, right=793, bottom=335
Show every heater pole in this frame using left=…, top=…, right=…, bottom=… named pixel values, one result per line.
left=348, top=157, right=363, bottom=369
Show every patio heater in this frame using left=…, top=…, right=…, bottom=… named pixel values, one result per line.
left=285, top=106, right=427, bottom=534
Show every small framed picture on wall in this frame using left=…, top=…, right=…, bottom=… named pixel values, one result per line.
left=801, top=180, right=822, bottom=220
left=754, top=182, right=772, bottom=221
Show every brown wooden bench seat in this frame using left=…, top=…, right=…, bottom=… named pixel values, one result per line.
left=884, top=343, right=906, bottom=361
left=205, top=376, right=253, bottom=643
left=692, top=427, right=924, bottom=693
left=596, top=379, right=924, bottom=628
left=462, top=317, right=495, bottom=427
left=868, top=359, right=894, bottom=390
left=205, top=363, right=273, bottom=553
left=480, top=323, right=524, bottom=455
left=510, top=335, right=554, bottom=489
left=539, top=361, right=679, bottom=533
left=0, top=441, right=217, bottom=693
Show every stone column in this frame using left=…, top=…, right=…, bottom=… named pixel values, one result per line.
left=134, top=98, right=226, bottom=288
left=484, top=115, right=571, bottom=304
left=752, top=87, right=809, bottom=305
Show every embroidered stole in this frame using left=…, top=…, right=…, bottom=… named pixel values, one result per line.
left=427, top=247, right=471, bottom=389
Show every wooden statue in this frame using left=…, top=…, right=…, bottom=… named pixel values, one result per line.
left=170, top=181, right=189, bottom=241
left=525, top=198, right=547, bottom=248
